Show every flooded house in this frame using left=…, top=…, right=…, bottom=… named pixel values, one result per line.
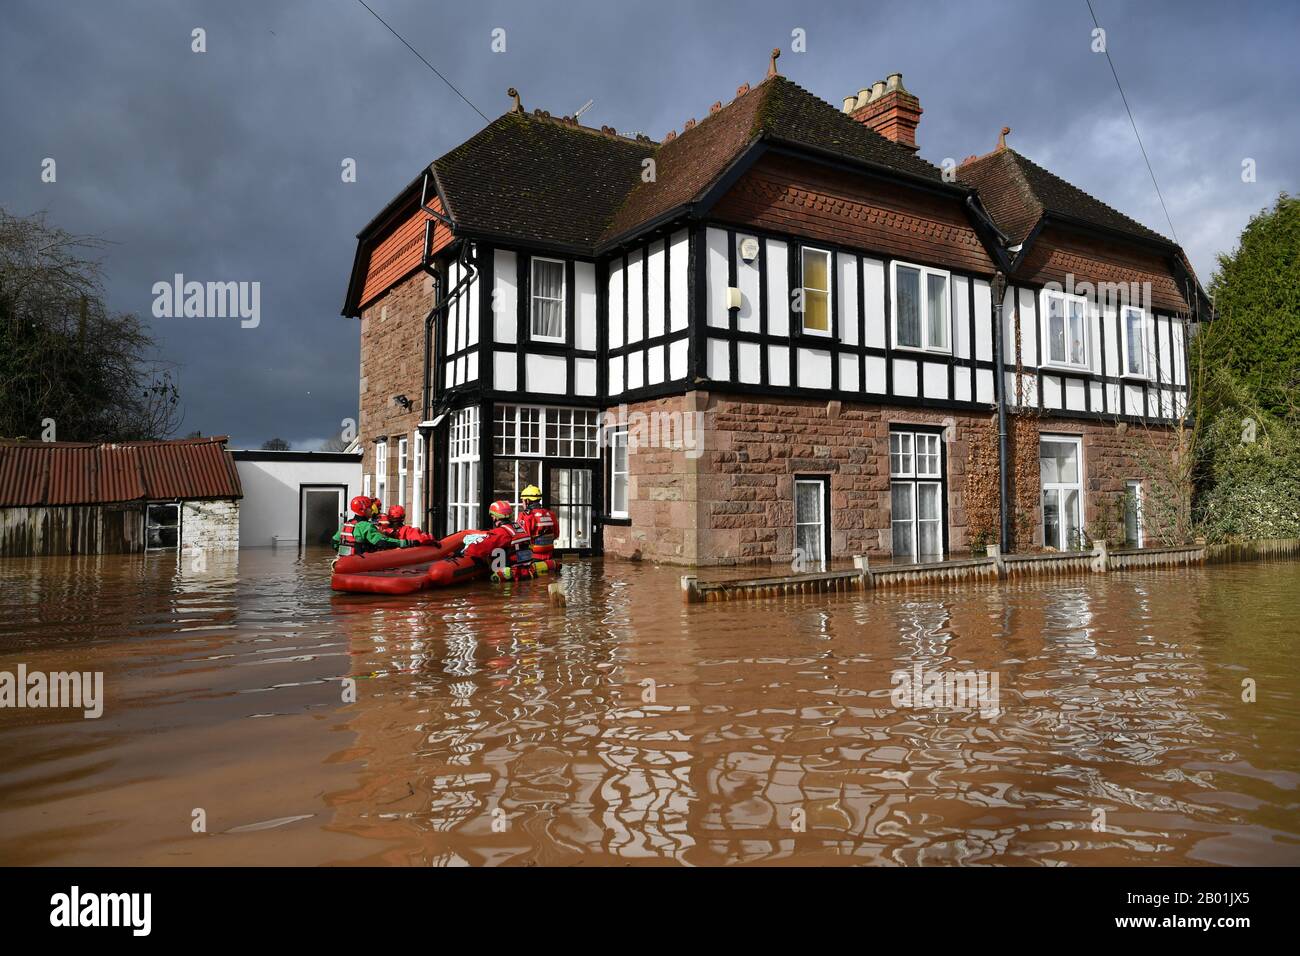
left=341, top=57, right=1208, bottom=567
left=0, top=436, right=242, bottom=557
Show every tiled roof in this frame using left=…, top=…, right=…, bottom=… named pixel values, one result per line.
left=0, top=437, right=242, bottom=507
left=959, top=147, right=1171, bottom=246
left=432, top=113, right=651, bottom=250
left=425, top=76, right=951, bottom=255
left=605, top=76, right=946, bottom=242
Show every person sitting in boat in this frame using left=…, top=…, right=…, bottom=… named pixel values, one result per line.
left=333, top=496, right=408, bottom=557
left=371, top=498, right=393, bottom=536
left=461, top=499, right=535, bottom=581
left=518, top=484, right=560, bottom=570
left=385, top=505, right=433, bottom=545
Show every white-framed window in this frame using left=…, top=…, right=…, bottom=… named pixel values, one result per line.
left=609, top=428, right=629, bottom=517
left=1042, top=289, right=1090, bottom=369
left=1123, top=479, right=1144, bottom=548
left=530, top=257, right=566, bottom=342
left=447, top=408, right=480, bottom=533
left=374, top=440, right=387, bottom=507
left=397, top=437, right=408, bottom=512
left=362, top=474, right=371, bottom=498
left=1121, top=306, right=1152, bottom=379
left=889, top=430, right=944, bottom=560
left=145, top=502, right=180, bottom=551
left=794, top=477, right=827, bottom=565
left=891, top=261, right=950, bottom=353
left=799, top=247, right=831, bottom=336
left=1040, top=436, right=1084, bottom=551
left=494, top=404, right=598, bottom=458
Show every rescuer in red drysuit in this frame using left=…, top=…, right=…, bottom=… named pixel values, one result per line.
left=517, top=484, right=560, bottom=562
left=385, top=505, right=433, bottom=545
left=461, top=500, right=536, bottom=580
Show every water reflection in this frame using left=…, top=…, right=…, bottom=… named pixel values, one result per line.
left=0, top=549, right=1296, bottom=866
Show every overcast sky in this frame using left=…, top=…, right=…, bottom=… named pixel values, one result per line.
left=3, top=0, right=1296, bottom=448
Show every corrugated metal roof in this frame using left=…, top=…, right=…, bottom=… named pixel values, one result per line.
left=0, top=437, right=243, bottom=507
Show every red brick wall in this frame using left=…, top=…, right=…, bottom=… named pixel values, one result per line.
left=358, top=269, right=432, bottom=512
left=604, top=390, right=1183, bottom=566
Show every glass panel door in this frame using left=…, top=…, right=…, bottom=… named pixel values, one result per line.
left=1040, top=437, right=1083, bottom=550
left=548, top=466, right=592, bottom=551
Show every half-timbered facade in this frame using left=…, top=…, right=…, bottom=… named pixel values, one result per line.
left=342, top=59, right=1207, bottom=566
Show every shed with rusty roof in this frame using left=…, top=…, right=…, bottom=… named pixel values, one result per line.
left=0, top=436, right=242, bottom=557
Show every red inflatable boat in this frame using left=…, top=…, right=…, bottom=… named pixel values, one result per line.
left=330, top=531, right=471, bottom=594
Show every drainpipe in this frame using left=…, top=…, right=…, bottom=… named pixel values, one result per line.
left=991, top=270, right=1012, bottom=552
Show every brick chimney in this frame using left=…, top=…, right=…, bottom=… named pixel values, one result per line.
left=843, top=73, right=922, bottom=151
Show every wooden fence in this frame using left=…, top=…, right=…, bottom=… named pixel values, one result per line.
left=681, top=537, right=1297, bottom=603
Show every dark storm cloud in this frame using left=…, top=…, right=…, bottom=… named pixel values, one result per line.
left=2, top=0, right=1295, bottom=447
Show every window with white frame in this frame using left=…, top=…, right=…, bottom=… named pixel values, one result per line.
left=145, top=502, right=180, bottom=551
left=799, top=247, right=831, bottom=335
left=890, top=430, right=944, bottom=560
left=374, top=440, right=387, bottom=508
left=892, top=262, right=950, bottom=352
left=609, top=428, right=629, bottom=517
left=530, top=257, right=566, bottom=342
left=1123, top=479, right=1144, bottom=548
left=494, top=404, right=598, bottom=458
left=794, top=477, right=828, bottom=565
left=397, top=437, right=408, bottom=512
left=492, top=458, right=541, bottom=512
left=362, top=474, right=371, bottom=498
left=1040, top=437, right=1084, bottom=551
left=1122, top=306, right=1151, bottom=378
left=1042, top=290, right=1090, bottom=369
left=447, top=408, right=479, bottom=533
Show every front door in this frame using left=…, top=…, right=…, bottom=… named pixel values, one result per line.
left=300, top=484, right=346, bottom=548
left=545, top=465, right=594, bottom=553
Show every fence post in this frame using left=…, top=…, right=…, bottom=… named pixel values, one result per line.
left=853, top=554, right=874, bottom=589
left=1091, top=539, right=1109, bottom=573
left=988, top=543, right=1006, bottom=578
left=681, top=574, right=699, bottom=604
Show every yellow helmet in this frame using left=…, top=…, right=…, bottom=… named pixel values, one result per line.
left=521, top=484, right=542, bottom=501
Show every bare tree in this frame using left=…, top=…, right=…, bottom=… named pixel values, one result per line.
left=0, top=207, right=181, bottom=441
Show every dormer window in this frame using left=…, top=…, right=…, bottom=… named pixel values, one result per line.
left=530, top=257, right=565, bottom=342
left=799, top=247, right=831, bottom=336
left=1042, top=290, right=1090, bottom=370
left=891, top=261, right=949, bottom=353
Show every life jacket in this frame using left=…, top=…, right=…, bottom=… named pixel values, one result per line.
left=520, top=506, right=559, bottom=559
left=375, top=515, right=394, bottom=536
left=502, top=521, right=535, bottom=570
left=337, top=519, right=359, bottom=556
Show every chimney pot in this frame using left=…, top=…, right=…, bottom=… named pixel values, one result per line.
left=843, top=96, right=857, bottom=112
left=886, top=72, right=905, bottom=91
left=872, top=80, right=886, bottom=99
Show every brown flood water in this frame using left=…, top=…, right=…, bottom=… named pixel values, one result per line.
left=0, top=549, right=1297, bottom=867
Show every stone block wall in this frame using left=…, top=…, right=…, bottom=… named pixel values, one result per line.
left=604, top=390, right=1183, bottom=567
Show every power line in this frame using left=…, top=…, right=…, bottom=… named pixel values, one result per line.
left=354, top=0, right=490, bottom=123
left=1085, top=0, right=1179, bottom=244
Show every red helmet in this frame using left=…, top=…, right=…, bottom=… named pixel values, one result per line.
left=387, top=505, right=406, bottom=522
left=350, top=495, right=371, bottom=516
left=488, top=499, right=514, bottom=522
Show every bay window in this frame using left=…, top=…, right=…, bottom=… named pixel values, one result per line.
left=447, top=408, right=480, bottom=533
left=892, top=261, right=950, bottom=352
